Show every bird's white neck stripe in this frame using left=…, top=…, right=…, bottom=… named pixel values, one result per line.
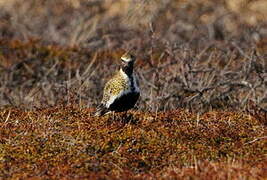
left=120, top=68, right=129, bottom=78
left=120, top=69, right=139, bottom=93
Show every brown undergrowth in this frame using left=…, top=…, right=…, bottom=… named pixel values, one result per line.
left=0, top=0, right=266, bottom=179
left=0, top=106, right=266, bottom=179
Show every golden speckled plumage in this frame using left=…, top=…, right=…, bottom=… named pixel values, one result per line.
left=102, top=71, right=128, bottom=104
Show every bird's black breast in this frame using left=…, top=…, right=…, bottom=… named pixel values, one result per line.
left=109, top=92, right=140, bottom=112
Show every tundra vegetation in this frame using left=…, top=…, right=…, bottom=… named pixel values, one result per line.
left=0, top=0, right=266, bottom=179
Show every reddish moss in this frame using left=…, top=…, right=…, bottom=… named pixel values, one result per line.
left=0, top=106, right=266, bottom=179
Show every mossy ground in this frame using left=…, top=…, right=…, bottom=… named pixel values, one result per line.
left=0, top=106, right=266, bottom=179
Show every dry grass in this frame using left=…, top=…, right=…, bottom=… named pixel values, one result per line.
left=0, top=0, right=266, bottom=179
left=0, top=38, right=266, bottom=114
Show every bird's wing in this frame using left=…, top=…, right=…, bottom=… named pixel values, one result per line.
left=101, top=77, right=124, bottom=107
left=95, top=78, right=122, bottom=116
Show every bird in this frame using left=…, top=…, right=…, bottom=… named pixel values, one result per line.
left=94, top=52, right=140, bottom=116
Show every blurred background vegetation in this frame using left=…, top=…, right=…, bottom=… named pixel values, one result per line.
left=0, top=0, right=266, bottom=112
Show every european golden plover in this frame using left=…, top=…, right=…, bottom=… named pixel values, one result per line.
left=94, top=53, right=140, bottom=116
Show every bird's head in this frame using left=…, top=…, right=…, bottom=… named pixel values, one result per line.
left=120, top=53, right=136, bottom=75
left=121, top=53, right=136, bottom=66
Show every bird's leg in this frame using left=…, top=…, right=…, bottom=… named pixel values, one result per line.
left=112, top=111, right=115, bottom=121
left=122, top=111, right=130, bottom=124
left=126, top=111, right=131, bottom=124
